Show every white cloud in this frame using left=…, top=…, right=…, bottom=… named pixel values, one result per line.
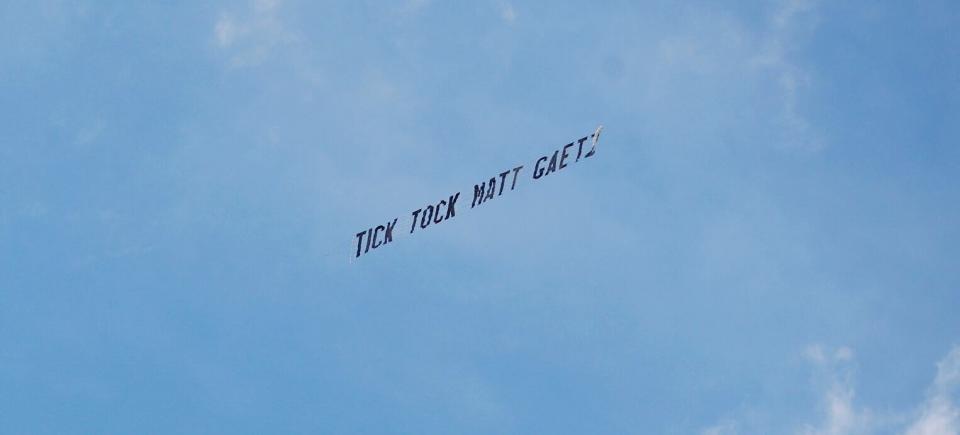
left=797, top=345, right=874, bottom=435
left=805, top=344, right=828, bottom=365
left=73, top=118, right=106, bottom=147
left=253, top=0, right=280, bottom=13
left=907, top=398, right=960, bottom=435
left=835, top=347, right=854, bottom=362
left=500, top=2, right=517, bottom=23
left=212, top=0, right=298, bottom=67
left=805, top=344, right=855, bottom=366
left=773, top=0, right=817, bottom=30
left=905, top=347, right=960, bottom=435
left=214, top=16, right=238, bottom=47
left=750, top=0, right=821, bottom=151
left=702, top=345, right=960, bottom=435
left=798, top=382, right=873, bottom=435
left=637, top=0, right=823, bottom=152
left=702, top=420, right=739, bottom=435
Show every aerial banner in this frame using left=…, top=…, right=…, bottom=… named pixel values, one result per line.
left=353, top=125, right=603, bottom=259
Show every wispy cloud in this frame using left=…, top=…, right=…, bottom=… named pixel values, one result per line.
left=499, top=2, right=517, bottom=24
left=701, top=345, right=960, bottom=435
left=702, top=420, right=739, bottom=435
left=905, top=347, right=960, bottom=435
left=403, top=0, right=431, bottom=13
left=798, top=345, right=874, bottom=435
left=751, top=0, right=821, bottom=151
left=640, top=0, right=823, bottom=152
left=213, top=0, right=298, bottom=67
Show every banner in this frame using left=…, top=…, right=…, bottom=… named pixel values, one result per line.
left=353, top=126, right=603, bottom=258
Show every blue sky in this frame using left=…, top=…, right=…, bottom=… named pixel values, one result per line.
left=2, top=0, right=959, bottom=433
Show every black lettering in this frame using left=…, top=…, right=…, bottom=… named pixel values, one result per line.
left=364, top=228, right=373, bottom=253
left=434, top=200, right=446, bottom=224
left=485, top=177, right=496, bottom=201
left=576, top=136, right=588, bottom=162
left=446, top=192, right=459, bottom=219
left=410, top=209, right=422, bottom=233
left=533, top=157, right=547, bottom=179
left=584, top=131, right=600, bottom=158
left=472, top=183, right=486, bottom=208
left=510, top=166, right=523, bottom=189
left=420, top=205, right=434, bottom=229
left=497, top=170, right=510, bottom=196
left=384, top=218, right=397, bottom=243
left=372, top=225, right=384, bottom=249
left=560, top=142, right=573, bottom=169
left=546, top=150, right=559, bottom=175
left=355, top=231, right=366, bottom=258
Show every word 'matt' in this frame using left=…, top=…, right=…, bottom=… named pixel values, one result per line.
left=353, top=125, right=603, bottom=259
left=471, top=166, right=523, bottom=208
